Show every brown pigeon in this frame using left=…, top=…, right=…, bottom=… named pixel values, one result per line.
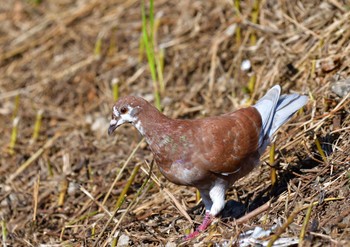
left=108, top=85, right=308, bottom=239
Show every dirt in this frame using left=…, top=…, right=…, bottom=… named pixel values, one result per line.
left=1, top=0, right=350, bottom=246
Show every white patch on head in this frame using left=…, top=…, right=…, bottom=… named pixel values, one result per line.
left=113, top=106, right=119, bottom=117
left=120, top=112, right=137, bottom=123
left=116, top=105, right=137, bottom=124
left=110, top=119, right=117, bottom=125
left=116, top=112, right=136, bottom=127
left=116, top=118, right=125, bottom=126
left=114, top=105, right=145, bottom=134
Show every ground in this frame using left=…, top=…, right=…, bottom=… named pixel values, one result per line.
left=0, top=0, right=350, bottom=246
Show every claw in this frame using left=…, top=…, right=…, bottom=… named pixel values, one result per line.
left=184, top=230, right=200, bottom=241
left=184, top=212, right=213, bottom=240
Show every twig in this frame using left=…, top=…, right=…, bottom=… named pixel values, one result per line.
left=314, top=136, right=328, bottom=163
left=80, top=185, right=115, bottom=220
left=6, top=133, right=61, bottom=183
left=31, top=109, right=44, bottom=143
left=309, top=232, right=340, bottom=244
left=299, top=201, right=313, bottom=246
left=268, top=197, right=344, bottom=247
left=235, top=201, right=271, bottom=224
left=8, top=117, right=20, bottom=155
left=249, top=0, right=260, bottom=45
left=270, top=142, right=277, bottom=189
left=163, top=188, right=193, bottom=224
left=139, top=161, right=193, bottom=224
left=92, top=200, right=124, bottom=247
left=1, top=220, right=7, bottom=247
left=115, top=163, right=141, bottom=210
left=99, top=162, right=154, bottom=247
left=111, top=78, right=119, bottom=101
left=267, top=207, right=300, bottom=247
left=102, top=138, right=144, bottom=206
left=32, top=175, right=40, bottom=222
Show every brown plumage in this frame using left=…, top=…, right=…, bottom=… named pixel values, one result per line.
left=108, top=85, right=308, bottom=239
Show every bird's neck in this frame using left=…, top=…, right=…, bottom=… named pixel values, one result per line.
left=134, top=107, right=173, bottom=146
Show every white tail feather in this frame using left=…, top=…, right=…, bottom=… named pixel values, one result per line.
left=253, top=85, right=308, bottom=153
left=270, top=94, right=308, bottom=135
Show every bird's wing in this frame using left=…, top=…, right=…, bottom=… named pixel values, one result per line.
left=190, top=107, right=262, bottom=174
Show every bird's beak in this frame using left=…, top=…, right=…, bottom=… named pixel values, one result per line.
left=108, top=119, right=119, bottom=136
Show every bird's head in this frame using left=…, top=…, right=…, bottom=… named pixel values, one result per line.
left=108, top=96, right=148, bottom=136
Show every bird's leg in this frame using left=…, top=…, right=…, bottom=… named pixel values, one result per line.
left=185, top=182, right=227, bottom=240
left=197, top=211, right=213, bottom=231
left=184, top=184, right=226, bottom=240
left=196, top=188, right=215, bottom=231
left=208, top=182, right=226, bottom=217
left=184, top=190, right=213, bottom=240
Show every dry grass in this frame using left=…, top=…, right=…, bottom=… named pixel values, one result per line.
left=1, top=0, right=350, bottom=246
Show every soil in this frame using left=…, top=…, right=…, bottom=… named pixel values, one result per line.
left=1, top=0, right=349, bottom=246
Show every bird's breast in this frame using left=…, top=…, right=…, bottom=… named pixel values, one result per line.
left=157, top=159, right=210, bottom=186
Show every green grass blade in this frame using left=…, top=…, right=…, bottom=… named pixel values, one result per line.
left=1, top=220, right=7, bottom=244
left=156, top=48, right=165, bottom=93
left=149, top=0, right=155, bottom=40
left=141, top=0, right=161, bottom=110
left=114, top=163, right=141, bottom=210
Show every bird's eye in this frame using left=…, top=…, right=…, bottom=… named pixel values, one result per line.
left=120, top=106, right=128, bottom=114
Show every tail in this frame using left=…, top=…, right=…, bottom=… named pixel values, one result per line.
left=253, top=85, right=308, bottom=152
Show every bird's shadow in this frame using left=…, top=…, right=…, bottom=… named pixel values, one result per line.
left=219, top=132, right=338, bottom=220
left=220, top=163, right=312, bottom=219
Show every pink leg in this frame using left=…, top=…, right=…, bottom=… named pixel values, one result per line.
left=184, top=212, right=213, bottom=240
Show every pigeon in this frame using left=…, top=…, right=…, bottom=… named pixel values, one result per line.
left=108, top=85, right=308, bottom=239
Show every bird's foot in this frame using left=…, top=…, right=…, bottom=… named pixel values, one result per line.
left=184, top=230, right=200, bottom=240
left=184, top=212, right=213, bottom=240
left=198, top=212, right=213, bottom=231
